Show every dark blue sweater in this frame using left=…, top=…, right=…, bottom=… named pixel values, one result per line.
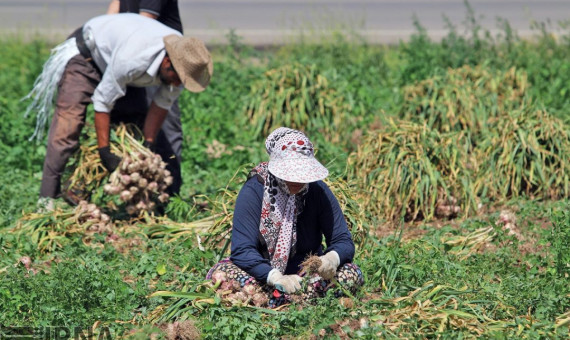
left=230, top=176, right=355, bottom=283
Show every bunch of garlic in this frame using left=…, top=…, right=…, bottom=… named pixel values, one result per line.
left=211, top=270, right=269, bottom=307
left=104, top=151, right=172, bottom=215
left=75, top=200, right=112, bottom=233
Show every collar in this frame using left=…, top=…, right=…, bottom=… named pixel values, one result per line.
left=146, top=50, right=166, bottom=78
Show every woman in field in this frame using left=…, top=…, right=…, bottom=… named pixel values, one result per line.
left=207, top=127, right=363, bottom=307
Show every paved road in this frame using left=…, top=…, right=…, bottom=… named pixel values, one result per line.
left=1, top=0, right=569, bottom=44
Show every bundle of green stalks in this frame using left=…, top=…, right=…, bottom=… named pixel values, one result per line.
left=143, top=214, right=219, bottom=242
left=148, top=281, right=230, bottom=323
left=475, top=109, right=570, bottom=200
left=400, top=65, right=529, bottom=135
left=440, top=226, right=496, bottom=261
left=66, top=123, right=172, bottom=216
left=244, top=62, right=351, bottom=142
left=149, top=281, right=275, bottom=324
left=348, top=120, right=477, bottom=222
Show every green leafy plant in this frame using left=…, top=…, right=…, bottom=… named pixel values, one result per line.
left=549, top=209, right=570, bottom=277
left=0, top=258, right=146, bottom=329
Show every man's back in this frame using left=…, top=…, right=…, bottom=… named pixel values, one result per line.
left=84, top=13, right=180, bottom=74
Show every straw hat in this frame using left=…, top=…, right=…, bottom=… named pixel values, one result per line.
left=266, top=127, right=329, bottom=183
left=163, top=35, right=213, bottom=93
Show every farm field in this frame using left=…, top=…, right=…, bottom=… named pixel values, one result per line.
left=1, top=9, right=569, bottom=340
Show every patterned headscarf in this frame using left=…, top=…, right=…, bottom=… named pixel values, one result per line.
left=248, top=162, right=307, bottom=273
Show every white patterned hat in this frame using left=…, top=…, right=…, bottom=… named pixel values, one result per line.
left=265, top=127, right=329, bottom=183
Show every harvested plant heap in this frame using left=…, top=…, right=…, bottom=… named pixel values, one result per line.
left=475, top=108, right=570, bottom=200
left=363, top=280, right=525, bottom=337
left=148, top=279, right=269, bottom=320
left=401, top=65, right=529, bottom=134
left=244, top=62, right=351, bottom=142
left=66, top=123, right=172, bottom=216
left=353, top=64, right=570, bottom=222
left=73, top=200, right=113, bottom=233
left=152, top=257, right=336, bottom=312
left=14, top=202, right=113, bottom=253
left=12, top=205, right=212, bottom=253
left=348, top=120, right=476, bottom=221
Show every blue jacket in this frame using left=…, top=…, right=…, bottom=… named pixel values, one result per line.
left=230, top=176, right=355, bottom=282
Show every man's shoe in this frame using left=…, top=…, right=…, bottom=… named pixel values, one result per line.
left=37, top=197, right=55, bottom=213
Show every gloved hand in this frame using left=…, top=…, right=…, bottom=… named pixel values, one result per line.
left=143, top=140, right=156, bottom=152
left=98, top=146, right=121, bottom=172
left=318, top=251, right=340, bottom=280
left=267, top=269, right=302, bottom=294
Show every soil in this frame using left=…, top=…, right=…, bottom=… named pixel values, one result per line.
left=311, top=318, right=362, bottom=340
left=159, top=320, right=200, bottom=340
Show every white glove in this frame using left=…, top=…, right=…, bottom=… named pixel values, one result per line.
left=267, top=269, right=302, bottom=294
left=318, top=251, right=340, bottom=280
